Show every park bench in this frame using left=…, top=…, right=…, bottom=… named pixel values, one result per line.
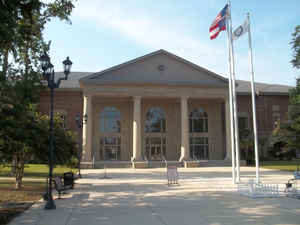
left=52, top=172, right=74, bottom=199
left=53, top=177, right=70, bottom=199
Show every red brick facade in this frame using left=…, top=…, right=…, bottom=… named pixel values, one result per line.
left=237, top=95, right=289, bottom=136
left=38, top=90, right=83, bottom=134
left=38, top=90, right=290, bottom=158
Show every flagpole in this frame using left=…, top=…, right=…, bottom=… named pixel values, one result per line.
left=247, top=13, right=260, bottom=183
left=226, top=1, right=236, bottom=184
left=228, top=0, right=241, bottom=182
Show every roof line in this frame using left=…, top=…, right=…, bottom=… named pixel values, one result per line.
left=79, top=49, right=228, bottom=83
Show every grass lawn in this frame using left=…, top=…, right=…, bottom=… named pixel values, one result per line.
left=260, top=160, right=300, bottom=171
left=0, top=164, right=77, bottom=178
left=0, top=164, right=77, bottom=225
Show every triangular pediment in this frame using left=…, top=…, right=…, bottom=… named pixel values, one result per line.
left=80, top=50, right=228, bottom=87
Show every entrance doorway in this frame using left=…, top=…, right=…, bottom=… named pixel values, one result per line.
left=145, top=137, right=166, bottom=160
left=100, top=137, right=121, bottom=160
left=144, top=107, right=167, bottom=161
left=190, top=137, right=209, bottom=160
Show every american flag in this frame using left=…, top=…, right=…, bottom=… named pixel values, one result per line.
left=209, top=4, right=229, bottom=40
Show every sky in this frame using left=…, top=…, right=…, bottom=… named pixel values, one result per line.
left=44, top=0, right=300, bottom=86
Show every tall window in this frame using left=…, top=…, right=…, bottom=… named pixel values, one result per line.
left=100, top=107, right=121, bottom=133
left=145, top=107, right=166, bottom=160
left=145, top=107, right=166, bottom=133
left=189, top=108, right=209, bottom=160
left=99, top=107, right=121, bottom=160
left=189, top=108, right=208, bottom=133
left=272, top=105, right=280, bottom=128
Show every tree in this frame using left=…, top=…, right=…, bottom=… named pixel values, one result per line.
left=291, top=25, right=300, bottom=69
left=268, top=121, right=291, bottom=160
left=0, top=0, right=74, bottom=80
left=0, top=103, right=78, bottom=188
left=32, top=112, right=78, bottom=166
left=268, top=25, right=300, bottom=160
left=283, top=78, right=300, bottom=155
left=269, top=79, right=300, bottom=160
left=0, top=0, right=75, bottom=188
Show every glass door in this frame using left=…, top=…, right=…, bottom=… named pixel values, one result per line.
left=100, top=137, right=121, bottom=160
left=145, top=137, right=166, bottom=160
left=189, top=137, right=209, bottom=160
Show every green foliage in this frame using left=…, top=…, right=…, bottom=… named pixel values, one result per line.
left=268, top=26, right=300, bottom=158
left=291, top=25, right=300, bottom=69
left=268, top=124, right=291, bottom=159
left=64, top=156, right=79, bottom=169
left=24, top=112, right=78, bottom=165
left=285, top=79, right=300, bottom=153
left=0, top=0, right=75, bottom=80
left=239, top=128, right=267, bottom=164
left=268, top=79, right=300, bottom=160
left=0, top=164, right=78, bottom=178
left=0, top=105, right=78, bottom=187
left=260, top=161, right=300, bottom=172
left=0, top=0, right=75, bottom=188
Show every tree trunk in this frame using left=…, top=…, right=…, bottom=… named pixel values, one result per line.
left=1, top=49, right=9, bottom=81
left=15, top=159, right=25, bottom=189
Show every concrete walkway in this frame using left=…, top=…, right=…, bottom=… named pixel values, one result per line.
left=8, top=167, right=300, bottom=225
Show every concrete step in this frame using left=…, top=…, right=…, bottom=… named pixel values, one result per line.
left=93, top=161, right=132, bottom=169
left=84, top=160, right=244, bottom=169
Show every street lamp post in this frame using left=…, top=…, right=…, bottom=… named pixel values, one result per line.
left=40, top=53, right=72, bottom=210
left=75, top=113, right=87, bottom=178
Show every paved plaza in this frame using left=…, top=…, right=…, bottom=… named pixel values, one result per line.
left=8, top=167, right=300, bottom=225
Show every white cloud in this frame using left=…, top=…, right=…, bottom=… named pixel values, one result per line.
left=71, top=1, right=296, bottom=85
left=73, top=1, right=230, bottom=75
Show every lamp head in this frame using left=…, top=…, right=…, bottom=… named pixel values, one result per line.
left=63, top=56, right=72, bottom=77
left=47, top=63, right=54, bottom=74
left=40, top=53, right=50, bottom=72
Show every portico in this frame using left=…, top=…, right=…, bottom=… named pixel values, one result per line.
left=79, top=50, right=233, bottom=168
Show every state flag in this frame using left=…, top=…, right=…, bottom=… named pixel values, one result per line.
left=232, top=19, right=249, bottom=40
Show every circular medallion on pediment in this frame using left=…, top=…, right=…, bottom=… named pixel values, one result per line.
left=157, top=64, right=165, bottom=71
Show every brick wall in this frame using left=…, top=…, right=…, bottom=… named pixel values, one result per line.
left=37, top=90, right=290, bottom=159
left=38, top=90, right=83, bottom=136
left=237, top=94, right=289, bottom=156
left=237, top=94, right=289, bottom=133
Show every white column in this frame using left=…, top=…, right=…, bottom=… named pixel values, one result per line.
left=82, top=95, right=93, bottom=162
left=179, top=96, right=189, bottom=161
left=132, top=96, right=142, bottom=161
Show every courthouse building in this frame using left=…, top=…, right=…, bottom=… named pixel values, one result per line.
left=38, top=50, right=292, bottom=168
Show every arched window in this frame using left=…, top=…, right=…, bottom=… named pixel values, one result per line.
left=145, top=107, right=166, bottom=133
left=189, top=108, right=208, bottom=133
left=100, top=107, right=121, bottom=133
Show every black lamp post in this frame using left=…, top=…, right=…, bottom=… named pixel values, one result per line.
left=75, top=113, right=88, bottom=178
left=40, top=53, right=72, bottom=210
